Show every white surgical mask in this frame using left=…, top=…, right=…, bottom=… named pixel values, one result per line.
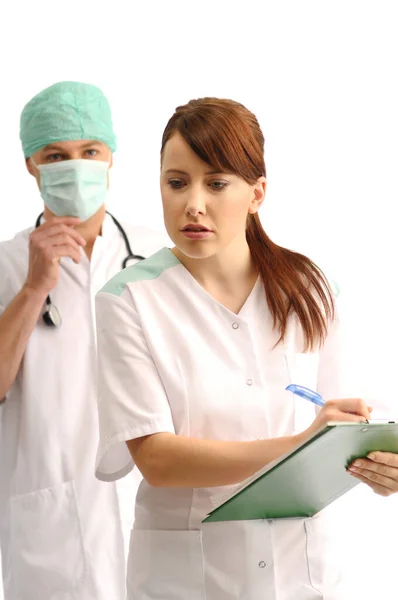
left=32, top=158, right=110, bottom=221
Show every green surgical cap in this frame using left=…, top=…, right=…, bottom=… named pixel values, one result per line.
left=20, top=81, right=116, bottom=157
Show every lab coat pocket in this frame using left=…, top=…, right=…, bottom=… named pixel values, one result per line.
left=285, top=352, right=320, bottom=432
left=10, top=480, right=87, bottom=600
left=305, top=515, right=344, bottom=596
left=127, top=529, right=206, bottom=600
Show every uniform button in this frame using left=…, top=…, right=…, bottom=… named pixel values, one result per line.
left=258, top=561, right=267, bottom=568
left=232, top=322, right=239, bottom=330
left=246, top=379, right=253, bottom=386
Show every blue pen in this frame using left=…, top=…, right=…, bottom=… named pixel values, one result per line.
left=285, top=384, right=325, bottom=407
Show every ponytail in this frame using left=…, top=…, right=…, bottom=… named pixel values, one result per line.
left=246, top=213, right=335, bottom=351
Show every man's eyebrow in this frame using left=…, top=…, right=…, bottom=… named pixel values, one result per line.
left=80, top=140, right=103, bottom=148
left=42, top=140, right=102, bottom=152
left=42, top=144, right=65, bottom=152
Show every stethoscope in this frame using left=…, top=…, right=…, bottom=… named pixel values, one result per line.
left=35, top=211, right=145, bottom=327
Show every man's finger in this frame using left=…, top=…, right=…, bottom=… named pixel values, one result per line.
left=33, top=224, right=86, bottom=247
left=52, top=245, right=82, bottom=264
left=39, top=216, right=81, bottom=227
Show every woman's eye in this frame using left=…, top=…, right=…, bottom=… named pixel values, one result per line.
left=86, top=149, right=97, bottom=157
left=47, top=153, right=63, bottom=162
left=209, top=181, right=228, bottom=190
left=169, top=179, right=186, bottom=189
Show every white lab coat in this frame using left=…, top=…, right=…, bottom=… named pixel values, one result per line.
left=0, top=214, right=168, bottom=600
left=95, top=247, right=360, bottom=600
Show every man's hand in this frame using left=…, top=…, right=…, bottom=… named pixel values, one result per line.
left=348, top=452, right=398, bottom=496
left=25, top=217, right=86, bottom=296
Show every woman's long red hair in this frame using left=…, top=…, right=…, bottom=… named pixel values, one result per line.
left=161, top=98, right=335, bottom=350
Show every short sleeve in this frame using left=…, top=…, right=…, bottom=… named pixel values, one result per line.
left=95, top=288, right=175, bottom=482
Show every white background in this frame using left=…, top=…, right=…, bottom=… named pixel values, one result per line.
left=1, top=0, right=398, bottom=598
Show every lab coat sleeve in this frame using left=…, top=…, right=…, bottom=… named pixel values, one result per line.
left=95, top=289, right=175, bottom=482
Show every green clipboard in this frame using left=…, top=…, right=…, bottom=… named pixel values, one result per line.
left=202, top=421, right=398, bottom=523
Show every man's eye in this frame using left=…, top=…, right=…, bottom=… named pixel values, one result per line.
left=47, top=153, right=63, bottom=162
left=86, top=149, right=97, bottom=157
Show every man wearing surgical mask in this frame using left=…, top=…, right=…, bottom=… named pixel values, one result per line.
left=0, top=81, right=168, bottom=600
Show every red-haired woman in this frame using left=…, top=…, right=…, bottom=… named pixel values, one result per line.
left=95, top=98, right=398, bottom=599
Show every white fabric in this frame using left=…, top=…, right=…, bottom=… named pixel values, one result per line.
left=0, top=214, right=168, bottom=600
left=95, top=248, right=360, bottom=600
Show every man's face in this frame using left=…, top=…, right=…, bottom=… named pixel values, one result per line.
left=27, top=140, right=112, bottom=187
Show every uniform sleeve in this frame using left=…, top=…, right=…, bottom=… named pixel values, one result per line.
left=95, top=288, right=175, bottom=482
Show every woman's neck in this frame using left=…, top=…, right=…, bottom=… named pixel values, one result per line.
left=173, top=241, right=259, bottom=314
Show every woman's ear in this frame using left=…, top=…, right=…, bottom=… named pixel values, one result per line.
left=248, top=177, right=266, bottom=214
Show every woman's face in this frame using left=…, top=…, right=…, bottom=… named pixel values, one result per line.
left=160, top=133, right=266, bottom=260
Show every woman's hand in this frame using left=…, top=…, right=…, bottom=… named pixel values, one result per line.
left=347, top=452, right=398, bottom=496
left=303, top=398, right=373, bottom=440
left=300, top=398, right=398, bottom=497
